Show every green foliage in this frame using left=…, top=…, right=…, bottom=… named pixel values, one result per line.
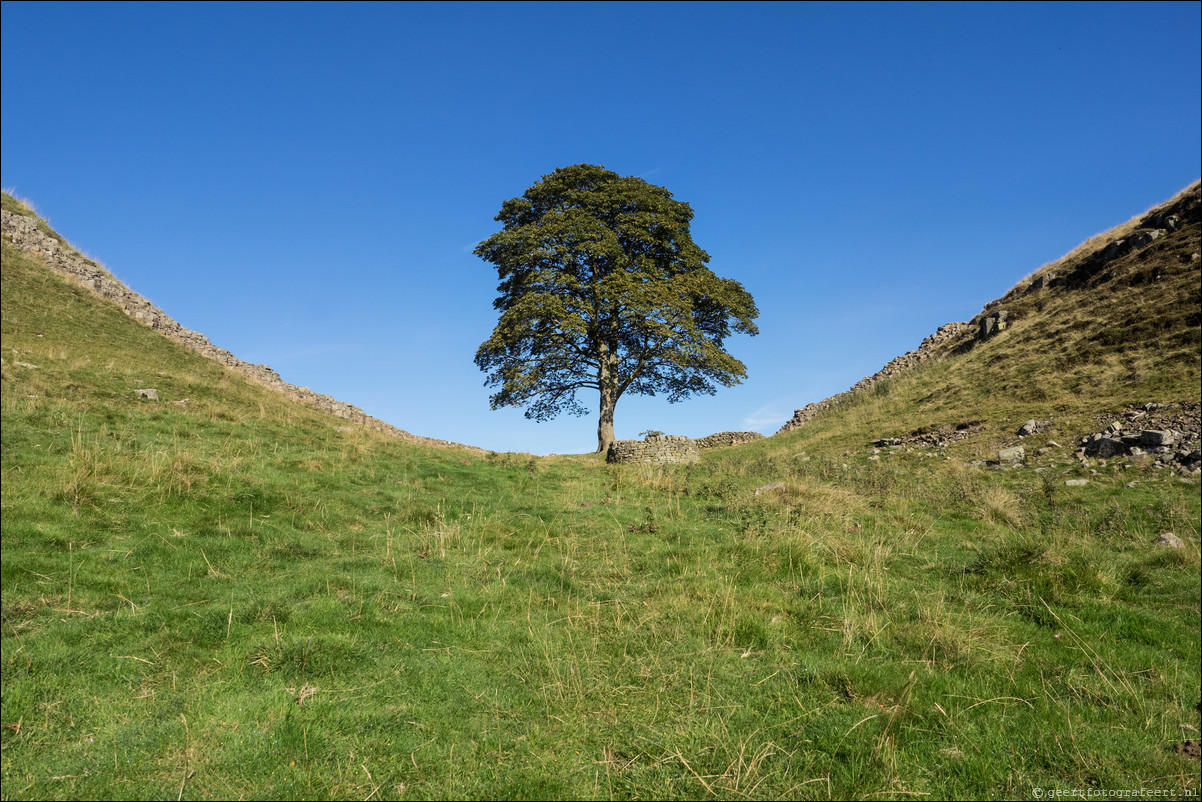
left=474, top=165, right=758, bottom=450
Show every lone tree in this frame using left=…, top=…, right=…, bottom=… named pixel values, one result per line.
left=474, top=164, right=759, bottom=454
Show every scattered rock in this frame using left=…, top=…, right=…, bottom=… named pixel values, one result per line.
left=13, top=360, right=40, bottom=369
left=1065, top=479, right=1090, bottom=487
left=1153, top=533, right=1183, bottom=548
left=1076, top=403, right=1200, bottom=474
left=754, top=482, right=786, bottom=496
left=136, top=388, right=159, bottom=401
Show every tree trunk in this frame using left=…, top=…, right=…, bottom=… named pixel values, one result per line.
left=596, top=344, right=619, bottom=454
left=597, top=398, right=615, bottom=454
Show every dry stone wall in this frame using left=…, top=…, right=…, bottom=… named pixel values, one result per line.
left=2, top=208, right=483, bottom=453
left=607, top=435, right=699, bottom=465
left=695, top=431, right=765, bottom=449
left=777, top=322, right=973, bottom=434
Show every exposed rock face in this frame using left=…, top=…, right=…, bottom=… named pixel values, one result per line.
left=977, top=310, right=1009, bottom=341
left=3, top=208, right=483, bottom=453
left=695, top=431, right=765, bottom=449
left=992, top=184, right=1200, bottom=312
left=607, top=434, right=699, bottom=465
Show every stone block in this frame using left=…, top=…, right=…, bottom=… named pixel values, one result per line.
left=998, top=445, right=1025, bottom=464
left=1140, top=430, right=1176, bottom=447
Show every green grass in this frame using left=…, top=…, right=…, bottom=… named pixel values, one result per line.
left=3, top=194, right=1201, bottom=799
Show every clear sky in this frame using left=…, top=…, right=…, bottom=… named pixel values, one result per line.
left=3, top=1, right=1200, bottom=454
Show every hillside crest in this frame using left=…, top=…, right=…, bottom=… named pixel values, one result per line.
left=1, top=199, right=486, bottom=453
left=778, top=181, right=1202, bottom=434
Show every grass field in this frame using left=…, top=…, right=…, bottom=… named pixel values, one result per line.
left=2, top=195, right=1200, bottom=799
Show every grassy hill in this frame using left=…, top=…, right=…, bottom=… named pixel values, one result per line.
left=2, top=189, right=1199, bottom=799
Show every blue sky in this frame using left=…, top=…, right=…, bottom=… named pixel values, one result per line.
left=3, top=1, right=1200, bottom=454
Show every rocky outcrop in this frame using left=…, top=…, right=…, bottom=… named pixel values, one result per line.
left=695, top=431, right=765, bottom=449
left=1077, top=402, right=1200, bottom=474
left=977, top=310, right=1009, bottom=341
left=3, top=208, right=484, bottom=453
left=990, top=183, right=1200, bottom=313
left=607, top=434, right=699, bottom=465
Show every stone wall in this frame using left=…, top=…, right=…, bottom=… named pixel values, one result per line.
left=607, top=434, right=699, bottom=465
left=2, top=208, right=483, bottom=453
left=777, top=322, right=972, bottom=434
left=695, top=431, right=765, bottom=449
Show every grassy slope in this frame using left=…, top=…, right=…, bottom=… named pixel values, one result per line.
left=2, top=194, right=1199, bottom=800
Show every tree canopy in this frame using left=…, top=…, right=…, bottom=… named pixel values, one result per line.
left=474, top=164, right=759, bottom=454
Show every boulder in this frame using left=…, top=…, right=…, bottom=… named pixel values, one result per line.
left=978, top=310, right=1009, bottom=341
left=1017, top=419, right=1040, bottom=437
left=998, top=446, right=1025, bottom=465
left=1084, top=436, right=1126, bottom=459
left=1140, top=430, right=1176, bottom=447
